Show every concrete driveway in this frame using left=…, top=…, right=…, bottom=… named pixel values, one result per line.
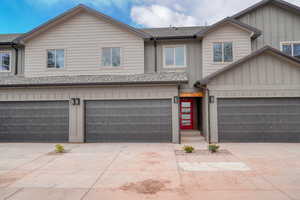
left=0, top=143, right=300, bottom=200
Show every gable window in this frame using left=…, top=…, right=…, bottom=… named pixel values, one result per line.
left=47, top=49, right=64, bottom=68
left=164, top=46, right=186, bottom=67
left=281, top=42, right=300, bottom=59
left=213, top=42, right=233, bottom=63
left=101, top=47, right=121, bottom=67
left=0, top=52, right=11, bottom=72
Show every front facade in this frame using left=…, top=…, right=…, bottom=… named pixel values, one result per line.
left=1, top=0, right=300, bottom=143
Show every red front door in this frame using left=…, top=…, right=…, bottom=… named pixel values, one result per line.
left=180, top=99, right=193, bottom=130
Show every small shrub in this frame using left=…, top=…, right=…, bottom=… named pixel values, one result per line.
left=183, top=145, right=195, bottom=153
left=55, top=144, right=65, bottom=153
left=208, top=144, right=220, bottom=153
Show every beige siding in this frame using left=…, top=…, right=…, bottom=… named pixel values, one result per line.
left=0, top=85, right=179, bottom=143
left=24, top=11, right=144, bottom=77
left=209, top=52, right=300, bottom=88
left=144, top=40, right=202, bottom=92
left=202, top=24, right=252, bottom=77
left=237, top=4, right=300, bottom=51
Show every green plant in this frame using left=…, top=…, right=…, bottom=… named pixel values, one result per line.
left=183, top=145, right=195, bottom=153
left=55, top=144, right=65, bottom=153
left=208, top=144, right=220, bottom=153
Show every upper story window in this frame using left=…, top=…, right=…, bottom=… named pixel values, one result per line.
left=101, top=47, right=121, bottom=67
left=281, top=42, right=300, bottom=59
left=163, top=46, right=186, bottom=68
left=47, top=49, right=65, bottom=69
left=213, top=42, right=233, bottom=63
left=0, top=52, right=11, bottom=72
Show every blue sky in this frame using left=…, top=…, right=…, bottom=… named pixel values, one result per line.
left=0, top=0, right=299, bottom=34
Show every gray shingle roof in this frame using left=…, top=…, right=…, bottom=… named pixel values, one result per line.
left=141, top=26, right=208, bottom=38
left=0, top=72, right=188, bottom=87
left=0, top=34, right=22, bottom=43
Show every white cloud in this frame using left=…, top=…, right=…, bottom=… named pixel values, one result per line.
left=131, top=0, right=300, bottom=27
left=131, top=5, right=198, bottom=27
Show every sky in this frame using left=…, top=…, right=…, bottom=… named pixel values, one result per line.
left=0, top=0, right=300, bottom=34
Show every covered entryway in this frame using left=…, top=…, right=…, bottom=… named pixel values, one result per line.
left=0, top=101, right=69, bottom=142
left=218, top=98, right=300, bottom=142
left=85, top=99, right=173, bottom=142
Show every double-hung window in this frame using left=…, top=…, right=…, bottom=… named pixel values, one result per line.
left=213, top=42, right=233, bottom=63
left=164, top=46, right=186, bottom=67
left=0, top=51, right=11, bottom=72
left=101, top=47, right=121, bottom=67
left=281, top=42, right=300, bottom=59
left=47, top=49, right=65, bottom=69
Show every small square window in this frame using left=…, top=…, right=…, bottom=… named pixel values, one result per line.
left=101, top=47, right=121, bottom=67
left=164, top=46, right=186, bottom=67
left=213, top=42, right=233, bottom=63
left=47, top=49, right=64, bottom=69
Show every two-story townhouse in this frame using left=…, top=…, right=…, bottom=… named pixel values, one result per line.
left=0, top=0, right=300, bottom=144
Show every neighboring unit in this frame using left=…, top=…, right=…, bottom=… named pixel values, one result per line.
left=1, top=0, right=300, bottom=143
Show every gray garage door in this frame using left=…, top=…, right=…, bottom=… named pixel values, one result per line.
left=218, top=98, right=300, bottom=142
left=85, top=99, right=172, bottom=142
left=0, top=101, right=69, bottom=142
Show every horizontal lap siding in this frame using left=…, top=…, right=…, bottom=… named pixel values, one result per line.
left=202, top=24, right=251, bottom=77
left=24, top=12, right=144, bottom=77
left=237, top=4, right=300, bottom=51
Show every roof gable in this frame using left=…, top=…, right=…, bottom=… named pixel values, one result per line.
left=196, top=17, right=261, bottom=39
left=15, top=4, right=151, bottom=43
left=233, top=0, right=300, bottom=19
left=198, top=46, right=300, bottom=85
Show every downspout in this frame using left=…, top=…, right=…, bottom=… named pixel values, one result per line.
left=203, top=86, right=212, bottom=144
left=12, top=43, right=18, bottom=75
left=154, top=39, right=158, bottom=72
left=178, top=84, right=181, bottom=144
left=195, top=82, right=212, bottom=144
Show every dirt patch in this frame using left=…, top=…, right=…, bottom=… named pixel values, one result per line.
left=0, top=171, right=29, bottom=187
left=175, top=149, right=232, bottom=156
left=120, top=179, right=170, bottom=194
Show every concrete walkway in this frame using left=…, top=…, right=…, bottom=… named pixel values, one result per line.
left=0, top=143, right=300, bottom=200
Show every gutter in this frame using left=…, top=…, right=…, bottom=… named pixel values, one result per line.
left=152, top=35, right=197, bottom=41
left=0, top=80, right=188, bottom=88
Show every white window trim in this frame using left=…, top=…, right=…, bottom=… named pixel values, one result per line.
left=46, top=49, right=66, bottom=70
left=163, top=45, right=187, bottom=68
left=212, top=41, right=234, bottom=64
left=0, top=51, right=12, bottom=73
left=100, top=47, right=122, bottom=68
left=280, top=41, right=300, bottom=56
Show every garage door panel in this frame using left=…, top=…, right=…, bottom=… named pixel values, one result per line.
left=0, top=101, right=69, bottom=142
left=85, top=99, right=172, bottom=142
left=218, top=98, right=300, bottom=143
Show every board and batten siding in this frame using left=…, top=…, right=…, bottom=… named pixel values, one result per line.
left=24, top=12, right=144, bottom=77
left=204, top=52, right=300, bottom=142
left=0, top=85, right=180, bottom=143
left=202, top=24, right=252, bottom=78
left=144, top=40, right=202, bottom=92
left=237, top=4, right=300, bottom=51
